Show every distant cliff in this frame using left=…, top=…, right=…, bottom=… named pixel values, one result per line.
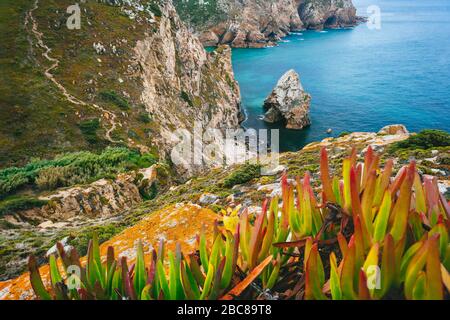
left=174, top=0, right=360, bottom=47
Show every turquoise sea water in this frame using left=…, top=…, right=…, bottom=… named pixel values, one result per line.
left=232, top=0, right=450, bottom=151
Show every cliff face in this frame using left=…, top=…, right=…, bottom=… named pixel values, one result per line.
left=174, top=0, right=359, bottom=47
left=298, top=0, right=358, bottom=29
left=175, top=0, right=303, bottom=48
left=0, top=0, right=241, bottom=168
left=136, top=3, right=241, bottom=158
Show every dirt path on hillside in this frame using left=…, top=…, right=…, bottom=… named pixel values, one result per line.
left=25, top=0, right=121, bottom=143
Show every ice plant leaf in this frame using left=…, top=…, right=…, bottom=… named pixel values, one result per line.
left=404, top=237, right=430, bottom=300
left=28, top=255, right=52, bottom=300
left=305, top=244, right=327, bottom=300
left=373, top=192, right=392, bottom=243
left=361, top=169, right=376, bottom=235
left=412, top=271, right=427, bottom=300
left=49, top=254, right=62, bottom=286
left=358, top=270, right=370, bottom=300
left=425, top=235, right=443, bottom=300
left=429, top=222, right=449, bottom=259
left=337, top=232, right=348, bottom=257
left=320, top=147, right=336, bottom=203
left=379, top=234, right=395, bottom=298
left=248, top=208, right=266, bottom=269
left=181, top=261, right=200, bottom=300
left=200, top=263, right=215, bottom=300
left=390, top=162, right=415, bottom=242
left=342, top=158, right=352, bottom=212
left=440, top=264, right=450, bottom=293
left=329, top=252, right=342, bottom=300
left=400, top=241, right=423, bottom=282
left=199, top=228, right=210, bottom=274
left=413, top=172, right=426, bottom=215
left=374, top=159, right=393, bottom=207
left=341, top=236, right=356, bottom=300
left=157, top=259, right=171, bottom=300
left=239, top=209, right=251, bottom=264
left=259, top=204, right=275, bottom=262
left=221, top=255, right=272, bottom=300
left=134, top=240, right=147, bottom=299
left=266, top=257, right=281, bottom=290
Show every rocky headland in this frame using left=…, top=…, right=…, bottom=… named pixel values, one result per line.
left=175, top=0, right=361, bottom=48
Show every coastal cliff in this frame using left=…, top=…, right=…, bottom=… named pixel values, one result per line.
left=298, top=0, right=359, bottom=29
left=174, top=0, right=360, bottom=47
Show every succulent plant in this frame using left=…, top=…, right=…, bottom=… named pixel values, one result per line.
left=29, top=228, right=240, bottom=300
left=29, top=147, right=449, bottom=300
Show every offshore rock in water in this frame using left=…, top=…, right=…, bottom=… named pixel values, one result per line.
left=263, top=69, right=311, bottom=130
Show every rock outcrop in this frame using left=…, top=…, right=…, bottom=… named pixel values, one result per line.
left=263, top=70, right=311, bottom=130
left=176, top=0, right=303, bottom=48
left=378, top=124, right=410, bottom=136
left=136, top=4, right=242, bottom=161
left=298, top=0, right=359, bottom=30
left=3, top=166, right=157, bottom=226
left=175, top=0, right=359, bottom=47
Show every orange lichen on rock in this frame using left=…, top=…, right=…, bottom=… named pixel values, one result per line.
left=0, top=203, right=218, bottom=300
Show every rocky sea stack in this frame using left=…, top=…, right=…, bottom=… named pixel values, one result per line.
left=263, top=70, right=311, bottom=130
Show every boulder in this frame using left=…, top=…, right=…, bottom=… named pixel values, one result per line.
left=199, top=193, right=219, bottom=205
left=378, top=124, right=409, bottom=135
left=263, top=69, right=311, bottom=130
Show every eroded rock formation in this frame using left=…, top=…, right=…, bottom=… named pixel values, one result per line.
left=3, top=166, right=157, bottom=226
left=175, top=0, right=360, bottom=47
left=134, top=2, right=242, bottom=161
left=298, top=0, right=359, bottom=29
left=263, top=70, right=311, bottom=130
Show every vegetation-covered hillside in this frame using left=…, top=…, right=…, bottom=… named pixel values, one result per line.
left=0, top=0, right=241, bottom=169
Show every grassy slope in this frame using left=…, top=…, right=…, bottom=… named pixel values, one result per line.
left=0, top=0, right=159, bottom=169
left=0, top=0, right=87, bottom=167
left=173, top=0, right=227, bottom=29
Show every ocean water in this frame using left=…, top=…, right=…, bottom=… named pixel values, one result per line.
left=232, top=0, right=450, bottom=151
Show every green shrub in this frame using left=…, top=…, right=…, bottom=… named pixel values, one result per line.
left=180, top=91, right=193, bottom=107
left=0, top=148, right=158, bottom=197
left=148, top=2, right=162, bottom=17
left=138, top=113, right=152, bottom=123
left=390, top=129, right=450, bottom=151
left=99, top=90, right=130, bottom=110
left=0, top=196, right=48, bottom=216
left=79, top=119, right=100, bottom=144
left=35, top=166, right=77, bottom=190
left=222, top=163, right=261, bottom=188
left=339, top=131, right=351, bottom=138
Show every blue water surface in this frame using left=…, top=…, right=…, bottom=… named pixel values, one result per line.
left=232, top=0, right=450, bottom=151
